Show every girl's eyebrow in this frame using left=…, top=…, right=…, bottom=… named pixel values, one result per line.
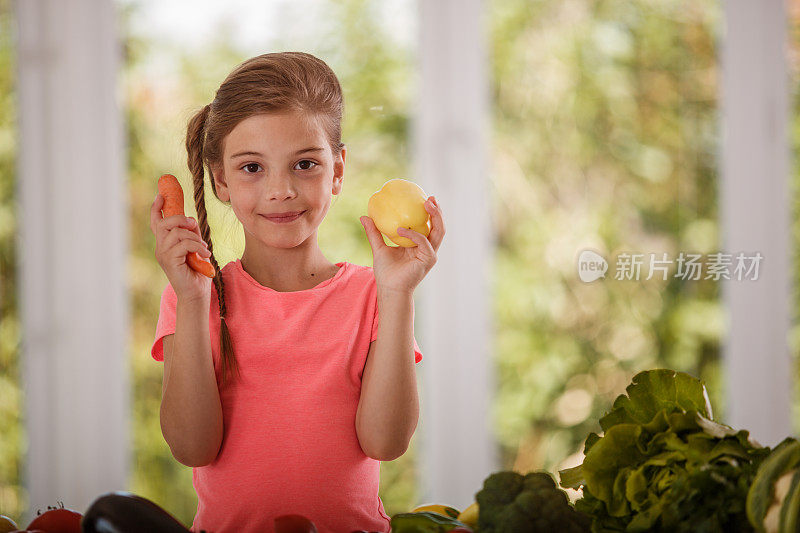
left=294, top=147, right=325, bottom=156
left=229, top=147, right=325, bottom=160
left=230, top=150, right=262, bottom=159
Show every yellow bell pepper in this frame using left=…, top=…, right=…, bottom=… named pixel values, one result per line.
left=367, top=178, right=431, bottom=247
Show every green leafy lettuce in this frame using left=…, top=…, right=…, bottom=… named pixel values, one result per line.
left=559, top=369, right=769, bottom=532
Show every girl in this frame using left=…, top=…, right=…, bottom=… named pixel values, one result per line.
left=148, top=52, right=445, bottom=533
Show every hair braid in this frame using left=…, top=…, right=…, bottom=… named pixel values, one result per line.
left=186, top=103, right=240, bottom=388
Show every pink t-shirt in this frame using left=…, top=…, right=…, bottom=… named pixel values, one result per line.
left=151, top=259, right=423, bottom=533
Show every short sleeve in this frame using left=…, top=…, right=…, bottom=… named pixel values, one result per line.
left=151, top=283, right=178, bottom=362
left=370, top=296, right=423, bottom=364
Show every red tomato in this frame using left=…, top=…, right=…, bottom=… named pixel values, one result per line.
left=26, top=504, right=82, bottom=533
left=274, top=514, right=318, bottom=533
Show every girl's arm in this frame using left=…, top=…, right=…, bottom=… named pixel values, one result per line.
left=160, top=293, right=224, bottom=467
left=355, top=288, right=420, bottom=461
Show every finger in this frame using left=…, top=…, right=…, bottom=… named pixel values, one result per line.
left=175, top=215, right=203, bottom=237
left=186, top=239, right=213, bottom=258
left=161, top=227, right=206, bottom=255
left=183, top=216, right=205, bottom=239
left=397, top=226, right=436, bottom=258
left=360, top=216, right=387, bottom=251
left=173, top=238, right=212, bottom=263
left=158, top=214, right=197, bottom=241
left=150, top=194, right=164, bottom=234
left=173, top=227, right=207, bottom=245
left=424, top=196, right=445, bottom=252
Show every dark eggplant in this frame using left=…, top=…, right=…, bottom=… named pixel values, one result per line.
left=274, top=514, right=318, bottom=533
left=81, top=491, right=191, bottom=533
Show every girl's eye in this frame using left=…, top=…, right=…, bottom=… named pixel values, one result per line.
left=242, top=163, right=262, bottom=173
left=295, top=160, right=318, bottom=171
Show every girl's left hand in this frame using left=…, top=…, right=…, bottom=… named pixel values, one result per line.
left=360, top=196, right=445, bottom=294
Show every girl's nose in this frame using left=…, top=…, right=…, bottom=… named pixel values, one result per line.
left=263, top=173, right=296, bottom=199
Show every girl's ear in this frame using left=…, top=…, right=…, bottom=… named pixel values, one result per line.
left=332, top=146, right=346, bottom=195
left=212, top=164, right=230, bottom=202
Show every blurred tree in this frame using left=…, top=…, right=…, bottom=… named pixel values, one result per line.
left=488, top=0, right=724, bottom=477
left=0, top=0, right=23, bottom=523
left=790, top=0, right=800, bottom=433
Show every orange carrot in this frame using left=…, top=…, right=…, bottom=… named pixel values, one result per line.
left=158, top=174, right=216, bottom=278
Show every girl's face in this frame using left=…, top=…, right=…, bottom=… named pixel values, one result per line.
left=212, top=111, right=345, bottom=249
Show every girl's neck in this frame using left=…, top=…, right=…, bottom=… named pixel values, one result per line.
left=240, top=249, right=338, bottom=292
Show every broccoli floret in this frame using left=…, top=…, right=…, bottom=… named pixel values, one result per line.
left=475, top=471, right=590, bottom=533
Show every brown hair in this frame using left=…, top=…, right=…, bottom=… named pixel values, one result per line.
left=185, top=51, right=346, bottom=388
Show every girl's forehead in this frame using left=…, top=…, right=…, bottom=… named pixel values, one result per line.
left=225, top=112, right=327, bottom=156
left=228, top=112, right=324, bottom=145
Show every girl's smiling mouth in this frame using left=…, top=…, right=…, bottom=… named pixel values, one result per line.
left=262, top=210, right=306, bottom=223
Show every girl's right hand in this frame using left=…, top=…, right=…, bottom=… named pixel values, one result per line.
left=151, top=193, right=214, bottom=302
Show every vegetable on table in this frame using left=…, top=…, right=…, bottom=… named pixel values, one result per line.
left=410, top=504, right=461, bottom=519
left=475, top=470, right=589, bottom=533
left=559, top=368, right=769, bottom=533
left=386, top=367, right=800, bottom=531
left=456, top=502, right=478, bottom=528
left=274, top=514, right=318, bottom=533
left=747, top=437, right=800, bottom=533
left=25, top=502, right=82, bottom=533
left=390, top=510, right=473, bottom=532
left=157, top=173, right=215, bottom=278
left=81, top=491, right=191, bottom=533
left=0, top=515, right=17, bottom=533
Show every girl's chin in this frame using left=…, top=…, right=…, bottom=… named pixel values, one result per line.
left=248, top=228, right=313, bottom=248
